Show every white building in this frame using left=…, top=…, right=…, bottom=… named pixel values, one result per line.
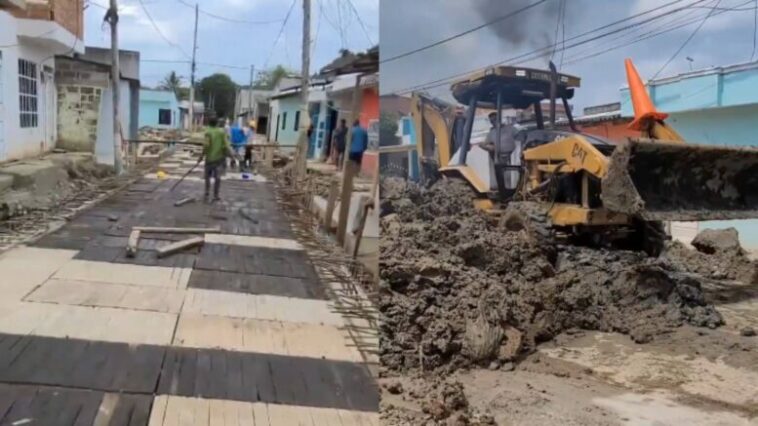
left=0, top=0, right=85, bottom=162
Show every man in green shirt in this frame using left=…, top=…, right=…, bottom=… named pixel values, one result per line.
left=197, top=118, right=239, bottom=201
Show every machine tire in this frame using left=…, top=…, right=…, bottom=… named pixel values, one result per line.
left=501, top=202, right=556, bottom=258
left=639, top=220, right=667, bottom=257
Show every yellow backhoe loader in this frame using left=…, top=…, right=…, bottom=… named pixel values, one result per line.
left=412, top=60, right=758, bottom=255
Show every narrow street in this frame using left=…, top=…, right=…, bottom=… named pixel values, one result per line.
left=0, top=148, right=379, bottom=425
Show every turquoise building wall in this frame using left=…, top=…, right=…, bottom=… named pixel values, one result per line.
left=138, top=89, right=179, bottom=129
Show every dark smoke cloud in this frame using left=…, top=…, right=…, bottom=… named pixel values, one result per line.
left=471, top=0, right=571, bottom=60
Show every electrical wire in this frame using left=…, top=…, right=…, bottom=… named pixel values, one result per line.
left=175, top=0, right=284, bottom=25
left=344, top=0, right=375, bottom=46
left=390, top=0, right=706, bottom=94
left=558, top=0, right=567, bottom=69
left=381, top=0, right=550, bottom=64
left=137, top=0, right=191, bottom=59
left=262, top=0, right=298, bottom=70
left=550, top=0, right=563, bottom=61
left=651, top=0, right=723, bottom=79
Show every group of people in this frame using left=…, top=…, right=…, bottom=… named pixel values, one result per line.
left=198, top=116, right=369, bottom=203
left=331, top=118, right=369, bottom=169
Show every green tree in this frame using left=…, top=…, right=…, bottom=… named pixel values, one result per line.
left=198, top=73, right=238, bottom=119
left=253, top=65, right=297, bottom=90
left=379, top=112, right=400, bottom=147
left=158, top=71, right=183, bottom=98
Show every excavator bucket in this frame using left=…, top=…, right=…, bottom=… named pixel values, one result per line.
left=601, top=59, right=758, bottom=221
left=602, top=139, right=758, bottom=221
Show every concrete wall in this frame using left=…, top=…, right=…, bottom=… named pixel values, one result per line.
left=0, top=11, right=59, bottom=162
left=139, top=89, right=179, bottom=129
left=6, top=0, right=84, bottom=39
left=270, top=95, right=301, bottom=146
left=54, top=58, right=108, bottom=152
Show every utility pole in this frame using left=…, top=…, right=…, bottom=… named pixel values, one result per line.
left=189, top=3, right=199, bottom=131
left=248, top=65, right=255, bottom=121
left=107, top=0, right=123, bottom=174
left=295, top=0, right=311, bottom=178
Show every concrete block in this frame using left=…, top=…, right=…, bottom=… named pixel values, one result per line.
left=0, top=160, right=68, bottom=190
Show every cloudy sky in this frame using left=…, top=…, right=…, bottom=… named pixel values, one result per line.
left=82, top=0, right=378, bottom=87
left=380, top=0, right=758, bottom=112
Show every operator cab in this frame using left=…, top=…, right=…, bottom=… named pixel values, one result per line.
left=448, top=63, right=597, bottom=200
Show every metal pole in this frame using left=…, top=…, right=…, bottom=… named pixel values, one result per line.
left=108, top=0, right=123, bottom=174
left=296, top=0, right=311, bottom=177
left=189, top=3, right=198, bottom=131
left=248, top=65, right=255, bottom=120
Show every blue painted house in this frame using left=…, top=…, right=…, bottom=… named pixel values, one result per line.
left=139, top=89, right=180, bottom=129
left=619, top=61, right=758, bottom=248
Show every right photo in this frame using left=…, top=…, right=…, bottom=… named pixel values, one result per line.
left=377, top=1, right=758, bottom=425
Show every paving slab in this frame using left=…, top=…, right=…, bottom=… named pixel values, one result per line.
left=148, top=395, right=379, bottom=426
left=173, top=313, right=361, bottom=362
left=0, top=247, right=78, bottom=301
left=195, top=244, right=319, bottom=280
left=26, top=279, right=185, bottom=314
left=54, top=259, right=192, bottom=289
left=0, top=302, right=177, bottom=346
left=0, top=383, right=152, bottom=426
left=187, top=270, right=327, bottom=299
left=182, top=289, right=343, bottom=326
left=157, top=347, right=378, bottom=411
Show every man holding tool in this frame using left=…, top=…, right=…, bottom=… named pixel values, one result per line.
left=197, top=117, right=240, bottom=202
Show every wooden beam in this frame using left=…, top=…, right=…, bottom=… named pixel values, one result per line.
left=324, top=178, right=340, bottom=230
left=157, top=236, right=205, bottom=258
left=126, top=230, right=140, bottom=258
left=174, top=196, right=196, bottom=206
left=132, top=226, right=221, bottom=233
left=336, top=160, right=357, bottom=244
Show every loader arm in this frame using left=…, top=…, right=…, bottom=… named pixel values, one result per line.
left=410, top=93, right=453, bottom=167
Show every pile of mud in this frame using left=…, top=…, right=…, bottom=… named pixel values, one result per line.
left=381, top=377, right=495, bottom=425
left=379, top=178, right=725, bottom=372
left=665, top=228, right=757, bottom=285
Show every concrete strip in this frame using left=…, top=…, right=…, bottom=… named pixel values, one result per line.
left=54, top=260, right=192, bottom=289
left=26, top=279, right=185, bottom=313
left=203, top=234, right=304, bottom=251
left=148, top=395, right=379, bottom=426
left=0, top=301, right=177, bottom=346
left=182, top=289, right=343, bottom=326
left=173, top=313, right=362, bottom=362
left=0, top=247, right=78, bottom=301
left=144, top=173, right=268, bottom=183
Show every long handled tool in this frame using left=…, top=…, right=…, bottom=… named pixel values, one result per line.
left=170, top=161, right=201, bottom=192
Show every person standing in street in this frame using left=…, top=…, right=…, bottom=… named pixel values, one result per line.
left=197, top=117, right=239, bottom=202
left=348, top=119, right=369, bottom=167
left=333, top=119, right=348, bottom=168
left=230, top=121, right=247, bottom=171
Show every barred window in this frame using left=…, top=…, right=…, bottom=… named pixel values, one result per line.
left=18, top=59, right=38, bottom=128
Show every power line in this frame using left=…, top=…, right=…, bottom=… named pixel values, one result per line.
left=175, top=0, right=284, bottom=25
left=391, top=0, right=703, bottom=94
left=381, top=0, right=550, bottom=64
left=262, top=0, right=298, bottom=70
left=651, top=0, right=723, bottom=79
left=344, top=0, right=374, bottom=45
left=752, top=0, right=757, bottom=60
left=558, top=0, right=567, bottom=69
left=550, top=0, right=563, bottom=61
left=137, top=0, right=191, bottom=59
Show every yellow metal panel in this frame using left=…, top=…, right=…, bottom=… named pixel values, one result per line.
left=410, top=93, right=452, bottom=166
left=523, top=135, right=610, bottom=178
left=537, top=164, right=576, bottom=173
left=439, top=165, right=490, bottom=194
left=549, top=204, right=630, bottom=226
left=473, top=199, right=494, bottom=210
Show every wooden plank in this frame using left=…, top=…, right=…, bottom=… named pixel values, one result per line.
left=133, top=226, right=221, bottom=234
left=323, top=179, right=340, bottom=230
left=157, top=237, right=205, bottom=258
left=174, top=196, right=196, bottom=207
left=126, top=230, right=141, bottom=258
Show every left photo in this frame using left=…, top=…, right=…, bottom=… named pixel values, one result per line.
left=0, top=0, right=380, bottom=424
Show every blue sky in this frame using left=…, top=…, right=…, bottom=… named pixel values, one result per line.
left=380, top=0, right=758, bottom=112
left=83, top=0, right=378, bottom=88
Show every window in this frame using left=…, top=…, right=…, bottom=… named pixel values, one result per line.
left=18, top=59, right=38, bottom=128
left=294, top=111, right=300, bottom=131
left=158, top=108, right=171, bottom=125
left=282, top=112, right=287, bottom=130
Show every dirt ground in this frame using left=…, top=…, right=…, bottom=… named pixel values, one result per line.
left=379, top=178, right=758, bottom=425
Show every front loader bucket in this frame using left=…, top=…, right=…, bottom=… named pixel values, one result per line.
left=602, top=140, right=758, bottom=221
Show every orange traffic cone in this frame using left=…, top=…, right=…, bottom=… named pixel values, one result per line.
left=626, top=58, right=668, bottom=130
